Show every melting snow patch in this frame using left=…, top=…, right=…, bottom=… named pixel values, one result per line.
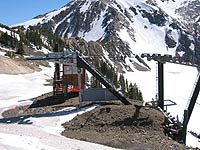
left=0, top=132, right=58, bottom=150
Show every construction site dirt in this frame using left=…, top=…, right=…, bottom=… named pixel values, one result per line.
left=1, top=92, right=194, bottom=150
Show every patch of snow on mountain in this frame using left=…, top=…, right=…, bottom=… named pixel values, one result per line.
left=154, top=0, right=196, bottom=19
left=53, top=11, right=73, bottom=34
left=125, top=61, right=157, bottom=101
left=14, top=18, right=44, bottom=28
left=37, top=47, right=51, bottom=54
left=13, top=6, right=68, bottom=28
left=177, top=51, right=185, bottom=57
left=80, top=1, right=92, bottom=13
left=190, top=43, right=195, bottom=51
left=0, top=27, right=11, bottom=34
left=115, top=0, right=140, bottom=8
left=117, top=24, right=169, bottom=55
left=79, top=8, right=107, bottom=41
left=0, top=27, right=20, bottom=40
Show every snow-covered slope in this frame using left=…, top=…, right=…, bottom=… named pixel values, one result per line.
left=13, top=6, right=69, bottom=28
left=13, top=0, right=199, bottom=67
left=6, top=0, right=200, bottom=148
left=155, top=0, right=200, bottom=36
left=0, top=67, right=119, bottom=150
left=0, top=26, right=20, bottom=40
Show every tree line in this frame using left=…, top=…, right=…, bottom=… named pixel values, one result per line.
left=0, top=26, right=66, bottom=56
left=89, top=60, right=143, bottom=101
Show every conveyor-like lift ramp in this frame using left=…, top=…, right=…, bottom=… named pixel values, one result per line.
left=26, top=50, right=131, bottom=105
left=77, top=56, right=131, bottom=105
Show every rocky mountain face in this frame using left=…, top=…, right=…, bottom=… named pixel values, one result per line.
left=14, top=0, right=200, bottom=70
left=175, top=0, right=200, bottom=36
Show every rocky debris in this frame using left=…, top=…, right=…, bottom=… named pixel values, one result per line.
left=62, top=104, right=192, bottom=150
left=165, top=30, right=177, bottom=48
left=175, top=0, right=200, bottom=36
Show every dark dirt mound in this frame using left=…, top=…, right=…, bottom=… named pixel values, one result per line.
left=62, top=104, right=189, bottom=150
left=1, top=93, right=193, bottom=150
left=2, top=92, right=80, bottom=118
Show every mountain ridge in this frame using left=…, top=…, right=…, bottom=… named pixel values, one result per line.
left=9, top=0, right=200, bottom=69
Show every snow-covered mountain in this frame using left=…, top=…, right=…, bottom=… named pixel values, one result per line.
left=154, top=0, right=200, bottom=35
left=14, top=0, right=200, bottom=69
left=1, top=0, right=200, bottom=148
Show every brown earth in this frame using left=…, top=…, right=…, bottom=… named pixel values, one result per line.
left=1, top=93, right=194, bottom=150
left=0, top=45, right=50, bottom=75
left=61, top=104, right=190, bottom=150
left=0, top=56, right=41, bottom=74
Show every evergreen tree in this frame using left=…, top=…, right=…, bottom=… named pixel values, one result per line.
left=119, top=74, right=126, bottom=93
left=16, top=40, right=24, bottom=55
left=128, top=83, right=143, bottom=101
left=0, top=32, right=9, bottom=46
left=113, top=72, right=118, bottom=88
left=90, top=76, right=102, bottom=88
left=0, top=32, right=18, bottom=49
left=100, top=62, right=107, bottom=76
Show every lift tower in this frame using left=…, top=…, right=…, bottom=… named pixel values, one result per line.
left=26, top=49, right=132, bottom=105
left=141, top=53, right=200, bottom=143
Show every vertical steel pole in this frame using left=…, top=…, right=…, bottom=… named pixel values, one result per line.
left=76, top=53, right=82, bottom=107
left=78, top=68, right=82, bottom=107
left=182, top=109, right=188, bottom=144
left=54, top=43, right=60, bottom=80
left=158, top=61, right=164, bottom=110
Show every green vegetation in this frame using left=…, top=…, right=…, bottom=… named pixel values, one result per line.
left=0, top=25, right=143, bottom=101
left=127, top=83, right=143, bottom=101
left=0, top=25, right=66, bottom=56
left=16, top=40, right=24, bottom=55
left=5, top=51, right=15, bottom=58
left=90, top=60, right=143, bottom=101
left=0, top=31, right=18, bottom=49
